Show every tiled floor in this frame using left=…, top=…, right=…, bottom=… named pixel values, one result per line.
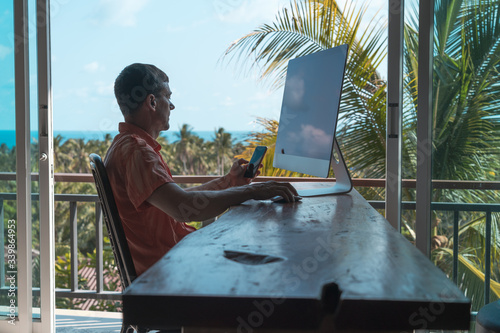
left=56, top=309, right=123, bottom=333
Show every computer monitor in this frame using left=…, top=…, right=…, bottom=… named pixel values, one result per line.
left=273, top=44, right=352, bottom=196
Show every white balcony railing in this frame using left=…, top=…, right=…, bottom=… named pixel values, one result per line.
left=0, top=172, right=499, bottom=316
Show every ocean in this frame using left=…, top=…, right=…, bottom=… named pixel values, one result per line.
left=0, top=130, right=252, bottom=149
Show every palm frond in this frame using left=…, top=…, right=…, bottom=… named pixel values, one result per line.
left=222, top=0, right=388, bottom=179
left=236, top=117, right=311, bottom=177
left=221, top=0, right=386, bottom=91
left=437, top=248, right=500, bottom=311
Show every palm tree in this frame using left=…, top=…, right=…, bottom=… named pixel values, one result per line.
left=222, top=0, right=387, bottom=196
left=223, top=0, right=500, bottom=311
left=403, top=0, right=500, bottom=196
left=61, top=138, right=90, bottom=173
left=189, top=135, right=210, bottom=175
left=213, top=127, right=235, bottom=175
left=174, top=124, right=197, bottom=174
left=53, top=134, right=70, bottom=172
left=86, top=133, right=113, bottom=159
left=172, top=124, right=212, bottom=175
left=402, top=0, right=500, bottom=310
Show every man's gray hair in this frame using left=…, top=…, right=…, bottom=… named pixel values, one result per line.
left=114, top=63, right=169, bottom=116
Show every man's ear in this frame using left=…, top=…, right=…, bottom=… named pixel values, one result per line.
left=147, top=93, right=156, bottom=110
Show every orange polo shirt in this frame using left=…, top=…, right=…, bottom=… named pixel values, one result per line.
left=104, top=122, right=195, bottom=276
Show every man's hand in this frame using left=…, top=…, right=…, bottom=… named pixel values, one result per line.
left=248, top=181, right=299, bottom=202
left=226, top=158, right=261, bottom=187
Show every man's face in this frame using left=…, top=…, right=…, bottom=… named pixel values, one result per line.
left=155, top=82, right=174, bottom=131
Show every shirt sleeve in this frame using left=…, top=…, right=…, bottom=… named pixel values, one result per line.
left=123, top=136, right=174, bottom=210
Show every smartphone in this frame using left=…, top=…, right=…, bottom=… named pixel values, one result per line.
left=244, top=146, right=268, bottom=178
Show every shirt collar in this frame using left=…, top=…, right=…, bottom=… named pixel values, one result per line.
left=118, top=122, right=162, bottom=152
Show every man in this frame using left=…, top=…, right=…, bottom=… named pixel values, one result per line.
left=105, top=63, right=298, bottom=275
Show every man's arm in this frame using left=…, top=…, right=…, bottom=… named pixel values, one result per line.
left=146, top=180, right=298, bottom=222
left=185, top=158, right=257, bottom=192
left=185, top=175, right=232, bottom=192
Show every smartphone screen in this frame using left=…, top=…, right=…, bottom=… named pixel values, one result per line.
left=244, top=146, right=268, bottom=178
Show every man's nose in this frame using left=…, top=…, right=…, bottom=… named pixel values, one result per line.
left=170, top=102, right=175, bottom=110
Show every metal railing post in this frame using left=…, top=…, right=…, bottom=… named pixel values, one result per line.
left=453, top=210, right=459, bottom=285
left=69, top=201, right=78, bottom=291
left=484, top=211, right=492, bottom=305
left=96, top=203, right=104, bottom=293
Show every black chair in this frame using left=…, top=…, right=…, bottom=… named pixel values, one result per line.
left=90, top=153, right=174, bottom=333
left=476, top=300, right=500, bottom=333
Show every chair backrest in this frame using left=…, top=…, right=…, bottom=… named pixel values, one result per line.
left=89, top=153, right=137, bottom=288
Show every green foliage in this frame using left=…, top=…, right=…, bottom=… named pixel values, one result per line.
left=403, top=0, right=500, bottom=304
left=1, top=127, right=247, bottom=311
left=85, top=247, right=123, bottom=312
left=0, top=143, right=15, bottom=172
left=158, top=125, right=245, bottom=176
left=54, top=252, right=88, bottom=309
left=222, top=0, right=387, bottom=201
left=52, top=237, right=123, bottom=311
left=403, top=0, right=500, bottom=189
left=434, top=247, right=500, bottom=311
left=2, top=0, right=500, bottom=313
left=222, top=0, right=500, bottom=309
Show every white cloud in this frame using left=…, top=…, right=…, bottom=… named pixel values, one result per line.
left=336, top=0, right=387, bottom=28
left=165, top=18, right=210, bottom=33
left=95, top=81, right=114, bottom=96
left=335, top=0, right=386, bottom=16
left=73, top=87, right=90, bottom=99
left=84, top=61, right=101, bottom=73
left=171, top=87, right=182, bottom=99
left=182, top=106, right=201, bottom=111
left=250, top=90, right=273, bottom=101
left=0, top=44, right=12, bottom=60
left=221, top=96, right=234, bottom=107
left=165, top=25, right=186, bottom=33
left=215, top=0, right=288, bottom=23
left=90, top=0, right=149, bottom=27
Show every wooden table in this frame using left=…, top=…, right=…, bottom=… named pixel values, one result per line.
left=122, top=184, right=470, bottom=332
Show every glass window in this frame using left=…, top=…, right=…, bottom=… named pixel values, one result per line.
left=403, top=0, right=500, bottom=312
left=0, top=0, right=17, bottom=320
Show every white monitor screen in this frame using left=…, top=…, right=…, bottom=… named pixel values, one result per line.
left=273, top=45, right=348, bottom=178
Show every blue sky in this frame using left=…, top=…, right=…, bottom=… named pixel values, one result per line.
left=0, top=0, right=386, bottom=135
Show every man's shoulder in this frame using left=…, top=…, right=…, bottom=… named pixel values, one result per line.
left=106, top=132, right=158, bottom=166
left=110, top=132, right=155, bottom=152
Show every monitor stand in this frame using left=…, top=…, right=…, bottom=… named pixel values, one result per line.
left=297, top=138, right=353, bottom=197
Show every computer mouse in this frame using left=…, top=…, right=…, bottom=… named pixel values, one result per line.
left=271, top=195, right=303, bottom=204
